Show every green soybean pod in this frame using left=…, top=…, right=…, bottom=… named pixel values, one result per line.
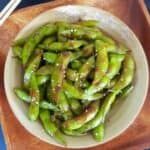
left=42, top=36, right=56, bottom=46
left=22, top=23, right=57, bottom=65
left=81, top=80, right=90, bottom=89
left=99, top=34, right=116, bottom=45
left=112, top=53, right=135, bottom=92
left=24, top=53, right=42, bottom=88
left=77, top=92, right=117, bottom=133
left=66, top=69, right=79, bottom=81
left=93, top=40, right=109, bottom=84
left=83, top=27, right=102, bottom=40
left=78, top=56, right=95, bottom=80
left=14, top=88, right=31, bottom=102
left=62, top=128, right=86, bottom=136
left=68, top=98, right=82, bottom=115
left=28, top=74, right=40, bottom=121
left=107, top=53, right=125, bottom=79
left=62, top=100, right=100, bottom=130
left=83, top=53, right=125, bottom=96
left=63, top=80, right=83, bottom=99
left=70, top=60, right=82, bottom=70
left=57, top=21, right=69, bottom=42
left=43, top=52, right=57, bottom=64
left=119, top=84, right=134, bottom=99
left=60, top=24, right=85, bottom=39
left=64, top=80, right=104, bottom=101
left=14, top=88, right=59, bottom=111
left=92, top=123, right=105, bottom=141
left=42, top=42, right=63, bottom=52
left=79, top=20, right=99, bottom=27
left=40, top=109, right=67, bottom=145
left=50, top=52, right=72, bottom=102
left=106, top=77, right=118, bottom=89
left=37, top=75, right=50, bottom=85
left=64, top=40, right=87, bottom=50
left=82, top=44, right=94, bottom=57
left=12, top=46, right=22, bottom=59
left=36, top=65, right=53, bottom=75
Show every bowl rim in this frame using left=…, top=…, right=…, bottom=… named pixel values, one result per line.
left=4, top=4, right=149, bottom=149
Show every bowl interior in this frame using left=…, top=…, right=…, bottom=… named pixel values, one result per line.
left=4, top=5, right=149, bottom=149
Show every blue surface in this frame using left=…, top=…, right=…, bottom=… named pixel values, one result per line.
left=0, top=0, right=9, bottom=11
left=145, top=0, right=150, bottom=12
left=0, top=1, right=52, bottom=149
left=0, top=0, right=51, bottom=10
left=0, top=127, right=6, bottom=150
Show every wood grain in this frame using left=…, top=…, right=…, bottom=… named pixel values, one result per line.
left=0, top=0, right=150, bottom=149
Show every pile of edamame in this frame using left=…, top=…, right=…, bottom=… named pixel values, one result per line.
left=12, top=20, right=135, bottom=145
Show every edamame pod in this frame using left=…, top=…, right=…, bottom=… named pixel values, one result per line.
left=112, top=54, right=135, bottom=92
left=37, top=75, right=50, bottom=85
left=78, top=56, right=95, bottom=81
left=62, top=128, right=85, bottom=136
left=50, top=52, right=72, bottom=102
left=43, top=52, right=57, bottom=64
left=36, top=65, right=53, bottom=75
left=62, top=101, right=100, bottom=130
left=66, top=69, right=79, bottom=81
left=14, top=88, right=59, bottom=111
left=41, top=36, right=56, bottom=47
left=93, top=40, right=109, bottom=84
left=22, top=23, right=57, bottom=65
left=40, top=109, right=67, bottom=145
left=83, top=53, right=124, bottom=96
left=79, top=20, right=99, bottom=27
left=24, top=53, right=42, bottom=87
left=12, top=38, right=26, bottom=46
left=70, top=60, right=82, bottom=70
left=118, top=84, right=134, bottom=99
left=64, top=80, right=104, bottom=101
left=28, top=74, right=40, bottom=121
left=77, top=92, right=117, bottom=133
left=12, top=46, right=22, bottom=59
left=40, top=40, right=86, bottom=52
left=92, top=123, right=104, bottom=141
left=68, top=99, right=82, bottom=115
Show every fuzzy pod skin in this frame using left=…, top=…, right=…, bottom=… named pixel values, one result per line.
left=93, top=40, right=109, bottom=84
left=40, top=40, right=86, bottom=52
left=40, top=109, right=67, bottom=145
left=62, top=101, right=100, bottom=130
left=50, top=52, right=72, bottom=101
left=14, top=88, right=59, bottom=111
left=24, top=53, right=42, bottom=88
left=92, top=123, right=105, bottom=141
left=43, top=52, right=58, bottom=64
left=78, top=20, right=99, bottom=27
left=77, top=92, right=117, bottom=133
left=83, top=53, right=125, bottom=96
left=36, top=65, right=53, bottom=75
left=28, top=74, right=40, bottom=121
left=68, top=98, right=82, bottom=115
left=22, top=23, right=57, bottom=65
left=112, top=53, right=135, bottom=92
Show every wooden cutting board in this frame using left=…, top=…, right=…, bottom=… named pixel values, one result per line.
left=0, top=0, right=150, bottom=149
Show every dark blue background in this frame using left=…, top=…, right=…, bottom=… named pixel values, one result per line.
left=0, top=0, right=150, bottom=150
left=0, top=0, right=51, bottom=11
left=145, top=0, right=150, bottom=11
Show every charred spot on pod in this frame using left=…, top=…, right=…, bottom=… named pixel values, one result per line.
left=55, top=86, right=61, bottom=93
left=62, top=51, right=70, bottom=57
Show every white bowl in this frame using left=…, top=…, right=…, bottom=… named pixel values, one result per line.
left=4, top=5, right=149, bottom=149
